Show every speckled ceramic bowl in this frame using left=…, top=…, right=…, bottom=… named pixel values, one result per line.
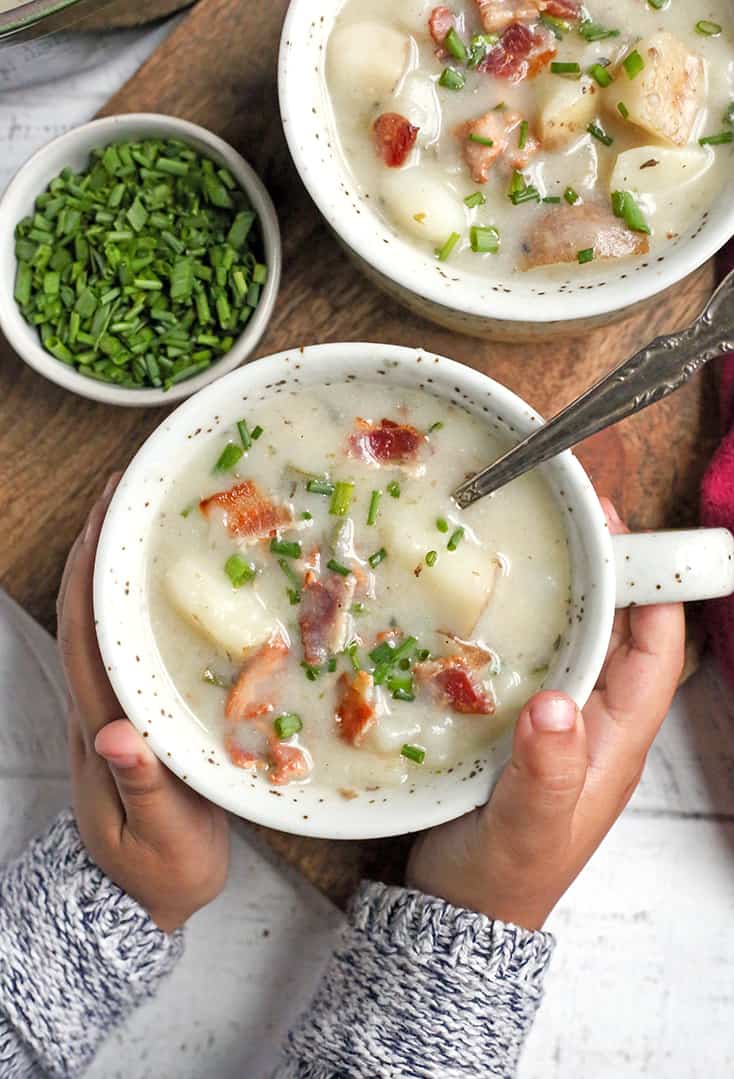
left=93, top=343, right=734, bottom=838
left=278, top=3, right=734, bottom=341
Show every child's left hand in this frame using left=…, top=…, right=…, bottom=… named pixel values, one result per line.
left=57, top=478, right=230, bottom=933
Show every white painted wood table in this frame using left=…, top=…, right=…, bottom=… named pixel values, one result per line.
left=2, top=27, right=734, bottom=1078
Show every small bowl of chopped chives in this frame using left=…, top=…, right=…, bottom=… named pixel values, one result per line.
left=0, top=113, right=281, bottom=406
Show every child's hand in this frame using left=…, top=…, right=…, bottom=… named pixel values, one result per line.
left=57, top=478, right=229, bottom=933
left=408, top=499, right=685, bottom=930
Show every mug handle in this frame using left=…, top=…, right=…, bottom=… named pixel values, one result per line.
left=613, top=529, right=734, bottom=608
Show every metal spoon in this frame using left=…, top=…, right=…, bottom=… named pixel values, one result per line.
left=453, top=268, right=734, bottom=510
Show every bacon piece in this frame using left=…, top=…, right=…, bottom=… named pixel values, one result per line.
left=200, top=480, right=293, bottom=544
left=348, top=417, right=425, bottom=467
left=544, top=0, right=581, bottom=20
left=372, top=113, right=419, bottom=168
left=268, top=739, right=311, bottom=786
left=416, top=657, right=495, bottom=715
left=480, top=22, right=556, bottom=82
left=475, top=0, right=580, bottom=33
left=455, top=109, right=537, bottom=183
left=299, top=571, right=356, bottom=667
left=224, top=732, right=266, bottom=770
left=336, top=671, right=377, bottom=746
left=428, top=5, right=456, bottom=50
left=440, top=633, right=495, bottom=671
left=519, top=202, right=650, bottom=271
left=225, top=634, right=289, bottom=722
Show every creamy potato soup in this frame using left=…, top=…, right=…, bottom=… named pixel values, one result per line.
left=326, top=0, right=734, bottom=274
left=149, top=383, right=571, bottom=790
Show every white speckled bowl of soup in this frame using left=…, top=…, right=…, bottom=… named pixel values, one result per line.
left=94, top=343, right=734, bottom=838
left=279, top=1, right=734, bottom=339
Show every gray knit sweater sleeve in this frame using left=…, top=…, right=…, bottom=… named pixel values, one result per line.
left=275, top=880, right=554, bottom=1079
left=0, top=809, right=183, bottom=1079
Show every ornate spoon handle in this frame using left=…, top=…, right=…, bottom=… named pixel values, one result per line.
left=453, top=269, right=734, bottom=510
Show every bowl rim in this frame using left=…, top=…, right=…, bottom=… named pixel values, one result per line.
left=278, top=1, right=734, bottom=326
left=94, top=341, right=616, bottom=839
left=0, top=112, right=282, bottom=407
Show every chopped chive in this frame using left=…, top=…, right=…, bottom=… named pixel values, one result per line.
left=330, top=481, right=354, bottom=517
left=617, top=101, right=630, bottom=119
left=215, top=443, right=243, bottom=471
left=699, top=131, right=734, bottom=146
left=588, top=62, right=614, bottom=87
left=224, top=553, right=256, bottom=587
left=436, top=517, right=449, bottom=533
left=510, top=185, right=541, bottom=205
left=392, top=688, right=416, bottom=702
left=540, top=12, right=572, bottom=37
left=391, top=636, right=418, bottom=664
left=350, top=603, right=366, bottom=616
left=327, top=657, right=338, bottom=673
left=367, top=489, right=382, bottom=526
left=623, top=50, right=645, bottom=79
left=447, top=527, right=465, bottom=551
left=237, top=419, right=251, bottom=450
left=436, top=231, right=461, bottom=261
left=425, top=550, right=438, bottom=567
left=725, top=102, right=734, bottom=126
left=369, top=640, right=396, bottom=664
left=518, top=120, right=529, bottom=149
left=279, top=558, right=302, bottom=602
left=416, top=648, right=431, bottom=662
left=327, top=558, right=351, bottom=577
left=647, top=0, right=668, bottom=7
left=467, top=132, right=494, bottom=147
left=470, top=225, right=500, bottom=254
left=577, top=247, right=595, bottom=264
left=274, top=713, right=302, bottom=739
left=439, top=66, right=466, bottom=91
left=428, top=421, right=444, bottom=433
left=202, top=667, right=230, bottom=689
left=270, top=538, right=302, bottom=559
left=14, top=262, right=32, bottom=306
left=578, top=19, right=620, bottom=42
left=301, top=662, right=321, bottom=681
left=611, top=190, right=651, bottom=234
left=387, top=481, right=401, bottom=499
left=368, top=547, right=388, bottom=569
left=696, top=20, right=721, bottom=36
left=445, top=26, right=468, bottom=62
left=587, top=122, right=614, bottom=146
left=301, top=510, right=313, bottom=520
left=251, top=425, right=264, bottom=440
left=345, top=641, right=362, bottom=670
left=551, top=61, right=581, bottom=77
left=401, top=744, right=426, bottom=764
left=306, top=478, right=336, bottom=496
left=464, top=191, right=486, bottom=208
left=543, top=196, right=562, bottom=204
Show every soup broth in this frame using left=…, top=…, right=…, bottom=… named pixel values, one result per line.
left=149, top=381, right=571, bottom=791
left=325, top=0, right=734, bottom=276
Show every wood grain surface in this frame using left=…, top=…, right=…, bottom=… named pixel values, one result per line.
left=0, top=0, right=719, bottom=908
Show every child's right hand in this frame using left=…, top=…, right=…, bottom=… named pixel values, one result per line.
left=408, top=499, right=686, bottom=930
left=57, top=479, right=230, bottom=934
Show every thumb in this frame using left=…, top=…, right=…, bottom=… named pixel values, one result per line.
left=485, top=692, right=587, bottom=859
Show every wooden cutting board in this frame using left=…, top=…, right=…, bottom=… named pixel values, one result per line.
left=0, top=0, right=719, bottom=909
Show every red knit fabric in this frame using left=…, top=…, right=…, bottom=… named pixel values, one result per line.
left=701, top=243, right=734, bottom=688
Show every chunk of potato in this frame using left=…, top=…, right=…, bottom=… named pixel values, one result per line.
left=392, top=72, right=441, bottom=147
left=611, top=32, right=706, bottom=147
left=537, top=74, right=599, bottom=150
left=165, top=557, right=278, bottom=660
left=380, top=168, right=467, bottom=245
left=379, top=503, right=497, bottom=638
left=610, top=145, right=715, bottom=235
left=327, top=22, right=412, bottom=114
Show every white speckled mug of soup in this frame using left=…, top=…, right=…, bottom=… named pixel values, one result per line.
left=279, top=0, right=734, bottom=339
left=94, top=343, right=734, bottom=838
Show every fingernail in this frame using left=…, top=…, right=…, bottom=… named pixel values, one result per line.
left=99, top=751, right=139, bottom=769
left=82, top=516, right=96, bottom=545
left=529, top=697, right=577, bottom=733
left=103, top=475, right=118, bottom=498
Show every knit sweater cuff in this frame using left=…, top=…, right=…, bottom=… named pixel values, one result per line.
left=279, top=880, right=554, bottom=1079
left=0, top=809, right=184, bottom=1079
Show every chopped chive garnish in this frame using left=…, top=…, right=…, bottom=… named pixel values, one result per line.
left=611, top=190, right=651, bottom=234
left=436, top=517, right=449, bottom=533
left=470, top=225, right=500, bottom=254
left=368, top=547, right=387, bottom=569
left=468, top=132, right=494, bottom=147
left=577, top=247, right=595, bottom=264
left=416, top=648, right=431, bottom=662
left=350, top=602, right=366, bottom=616
left=578, top=19, right=620, bottom=42
left=393, top=688, right=416, bottom=702
left=327, top=558, right=351, bottom=577
left=237, top=419, right=251, bottom=450
left=425, top=550, right=438, bottom=567
left=699, top=131, right=734, bottom=146
left=367, top=489, right=382, bottom=526
left=370, top=640, right=396, bottom=664
left=270, top=538, right=302, bottom=559
left=587, top=122, right=614, bottom=146
left=274, top=713, right=302, bottom=739
left=301, top=662, right=321, bottom=681
left=251, top=425, right=264, bottom=440
left=436, top=231, right=461, bottom=261
left=392, top=636, right=418, bottom=663
left=551, top=61, right=581, bottom=77
left=306, top=478, right=336, bottom=496
left=445, top=26, right=468, bottom=62
left=725, top=103, right=734, bottom=126
left=617, top=101, right=630, bottom=119
left=224, top=553, right=256, bottom=587
left=647, top=0, right=668, bottom=7
left=215, top=443, right=243, bottom=471
left=345, top=641, right=362, bottom=670
left=278, top=559, right=302, bottom=603
left=518, top=120, right=529, bottom=149
left=623, top=50, right=645, bottom=79
left=588, top=62, right=614, bottom=87
left=387, top=480, right=401, bottom=499
left=401, top=744, right=426, bottom=764
left=428, top=420, right=444, bottom=433
left=447, top=527, right=465, bottom=551
left=464, top=191, right=486, bottom=208
left=508, top=170, right=540, bottom=205
left=439, top=66, right=466, bottom=91
left=301, top=510, right=312, bottom=520
left=202, top=667, right=230, bottom=689
left=540, top=13, right=572, bottom=37
left=543, top=196, right=562, bottom=204
left=180, top=503, right=195, bottom=518
left=329, top=481, right=354, bottom=517
left=696, top=20, right=721, bottom=36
